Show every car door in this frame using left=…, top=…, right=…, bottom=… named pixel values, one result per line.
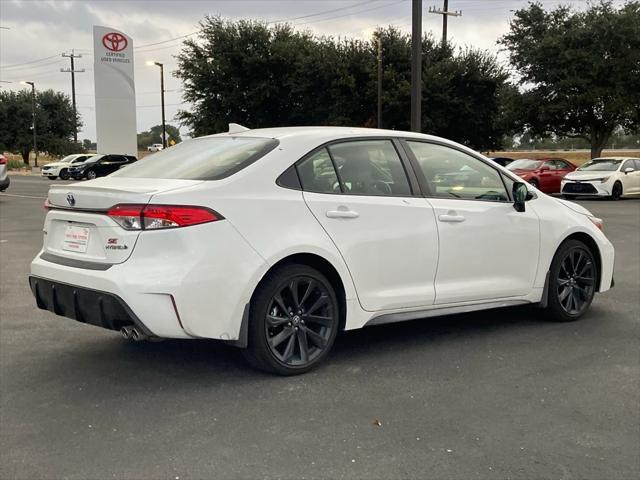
left=553, top=160, right=575, bottom=192
left=620, top=159, right=640, bottom=194
left=300, top=139, right=439, bottom=312
left=536, top=160, right=556, bottom=192
left=101, top=155, right=127, bottom=175
left=403, top=140, right=540, bottom=304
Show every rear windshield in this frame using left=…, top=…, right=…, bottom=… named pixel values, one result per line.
left=111, top=136, right=279, bottom=180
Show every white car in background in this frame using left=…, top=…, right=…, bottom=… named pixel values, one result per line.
left=0, top=153, right=9, bottom=191
left=41, top=154, right=92, bottom=180
left=147, top=143, right=164, bottom=152
left=30, top=127, right=615, bottom=375
left=561, top=157, right=640, bottom=200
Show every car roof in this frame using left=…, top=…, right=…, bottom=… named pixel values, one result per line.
left=205, top=126, right=448, bottom=142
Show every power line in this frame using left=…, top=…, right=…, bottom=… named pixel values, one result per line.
left=269, top=0, right=379, bottom=23
left=0, top=54, right=61, bottom=70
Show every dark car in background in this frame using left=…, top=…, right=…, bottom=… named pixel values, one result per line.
left=488, top=156, right=514, bottom=167
left=68, top=154, right=137, bottom=180
left=506, top=157, right=576, bottom=193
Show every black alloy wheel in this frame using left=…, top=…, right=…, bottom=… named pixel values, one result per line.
left=529, top=179, right=539, bottom=189
left=243, top=265, right=339, bottom=375
left=610, top=182, right=622, bottom=200
left=59, top=169, right=70, bottom=180
left=547, top=240, right=596, bottom=321
left=86, top=169, right=97, bottom=180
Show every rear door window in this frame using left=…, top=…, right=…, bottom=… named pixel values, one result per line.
left=328, top=140, right=411, bottom=196
left=112, top=136, right=279, bottom=180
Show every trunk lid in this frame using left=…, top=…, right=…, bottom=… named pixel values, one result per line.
left=44, top=177, right=204, bottom=265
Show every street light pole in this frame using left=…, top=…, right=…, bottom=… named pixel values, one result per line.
left=147, top=61, right=167, bottom=148
left=21, top=81, right=38, bottom=167
left=411, top=0, right=422, bottom=133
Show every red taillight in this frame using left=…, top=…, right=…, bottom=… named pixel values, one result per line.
left=106, top=204, right=222, bottom=230
left=44, top=199, right=50, bottom=210
left=0, top=155, right=7, bottom=165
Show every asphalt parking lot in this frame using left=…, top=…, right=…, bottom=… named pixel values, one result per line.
left=1, top=175, right=639, bottom=480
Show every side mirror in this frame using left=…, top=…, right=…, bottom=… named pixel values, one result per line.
left=513, top=182, right=528, bottom=212
left=624, top=167, right=635, bottom=174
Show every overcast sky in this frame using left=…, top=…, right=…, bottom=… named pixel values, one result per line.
left=0, top=0, right=617, bottom=141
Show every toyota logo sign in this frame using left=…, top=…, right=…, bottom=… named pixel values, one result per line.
left=102, top=32, right=128, bottom=52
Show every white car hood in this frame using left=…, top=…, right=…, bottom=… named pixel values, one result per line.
left=555, top=198, right=594, bottom=217
left=43, top=161, right=70, bottom=168
left=564, top=170, right=615, bottom=181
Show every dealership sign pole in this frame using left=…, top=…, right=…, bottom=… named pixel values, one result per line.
left=93, top=26, right=137, bottom=156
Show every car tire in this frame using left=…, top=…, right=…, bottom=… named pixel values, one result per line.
left=242, top=264, right=340, bottom=375
left=85, top=169, right=97, bottom=180
left=59, top=169, right=70, bottom=180
left=610, top=181, right=622, bottom=200
left=528, top=179, right=539, bottom=189
left=47, top=176, right=57, bottom=180
left=545, top=239, right=597, bottom=322
left=562, top=194, right=576, bottom=200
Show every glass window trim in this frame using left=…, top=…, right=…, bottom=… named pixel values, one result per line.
left=399, top=138, right=517, bottom=204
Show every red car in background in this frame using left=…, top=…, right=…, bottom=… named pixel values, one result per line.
left=507, top=158, right=577, bottom=193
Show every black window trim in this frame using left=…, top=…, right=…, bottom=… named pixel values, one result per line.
left=278, top=136, right=421, bottom=198
left=398, top=138, right=525, bottom=204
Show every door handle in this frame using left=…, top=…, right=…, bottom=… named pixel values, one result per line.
left=326, top=209, right=359, bottom=219
left=438, top=213, right=466, bottom=223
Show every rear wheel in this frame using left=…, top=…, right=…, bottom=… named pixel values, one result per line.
left=529, top=179, right=539, bottom=189
left=546, top=240, right=597, bottom=322
left=610, top=181, right=622, bottom=200
left=243, top=264, right=340, bottom=375
left=85, top=169, right=97, bottom=180
left=59, top=169, right=70, bottom=180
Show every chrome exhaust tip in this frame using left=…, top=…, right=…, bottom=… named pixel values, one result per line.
left=120, top=326, right=134, bottom=339
left=131, top=327, right=148, bottom=342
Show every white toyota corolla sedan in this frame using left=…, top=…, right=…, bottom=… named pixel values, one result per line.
left=30, top=126, right=615, bottom=375
left=561, top=157, right=640, bottom=200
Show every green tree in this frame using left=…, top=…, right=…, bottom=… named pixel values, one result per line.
left=175, top=18, right=512, bottom=151
left=500, top=1, right=640, bottom=158
left=0, top=89, right=81, bottom=165
left=137, top=124, right=182, bottom=149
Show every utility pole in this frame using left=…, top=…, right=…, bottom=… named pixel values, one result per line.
left=410, top=0, right=422, bottom=133
left=428, top=0, right=462, bottom=47
left=20, top=81, right=38, bottom=166
left=377, top=34, right=383, bottom=129
left=61, top=50, right=85, bottom=143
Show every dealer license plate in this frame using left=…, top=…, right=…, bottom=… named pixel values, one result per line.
left=62, top=225, right=90, bottom=253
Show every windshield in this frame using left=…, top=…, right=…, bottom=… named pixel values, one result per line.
left=83, top=154, right=103, bottom=164
left=59, top=154, right=79, bottom=163
left=507, top=159, right=543, bottom=171
left=112, top=136, right=279, bottom=180
left=578, top=159, right=622, bottom=171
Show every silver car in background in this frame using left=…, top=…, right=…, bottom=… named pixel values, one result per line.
left=0, top=153, right=10, bottom=192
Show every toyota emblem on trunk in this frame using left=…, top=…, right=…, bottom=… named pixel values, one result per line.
left=66, top=193, right=75, bottom=207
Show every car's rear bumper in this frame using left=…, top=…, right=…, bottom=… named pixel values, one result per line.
left=29, top=276, right=153, bottom=334
left=30, top=220, right=268, bottom=340
left=0, top=175, right=9, bottom=190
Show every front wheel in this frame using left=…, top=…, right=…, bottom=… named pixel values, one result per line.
left=562, top=194, right=576, bottom=200
left=546, top=240, right=597, bottom=322
left=59, top=169, right=70, bottom=180
left=528, top=179, right=539, bottom=189
left=85, top=169, right=97, bottom=180
left=47, top=176, right=57, bottom=180
left=609, top=182, right=622, bottom=200
left=243, top=264, right=340, bottom=375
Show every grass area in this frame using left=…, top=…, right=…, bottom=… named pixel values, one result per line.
left=488, top=150, right=640, bottom=166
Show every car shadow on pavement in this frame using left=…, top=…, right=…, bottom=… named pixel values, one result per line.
left=31, top=304, right=586, bottom=385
